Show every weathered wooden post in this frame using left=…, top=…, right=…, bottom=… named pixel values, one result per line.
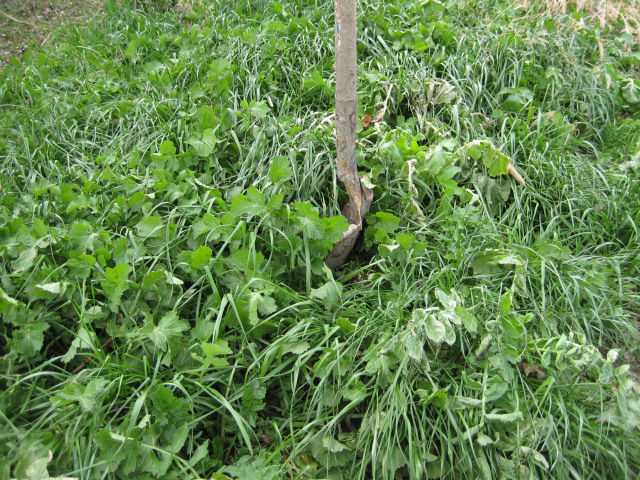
left=326, top=0, right=373, bottom=268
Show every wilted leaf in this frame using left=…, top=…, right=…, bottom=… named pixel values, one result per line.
left=425, top=313, right=446, bottom=344
left=425, top=79, right=457, bottom=105
left=282, top=341, right=310, bottom=355
left=519, top=363, right=546, bottom=379
left=485, top=410, right=523, bottom=423
left=13, top=247, right=38, bottom=273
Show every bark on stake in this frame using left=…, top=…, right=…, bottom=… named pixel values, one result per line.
left=326, top=0, right=373, bottom=269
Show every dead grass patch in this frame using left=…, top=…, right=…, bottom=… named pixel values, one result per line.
left=522, top=0, right=640, bottom=39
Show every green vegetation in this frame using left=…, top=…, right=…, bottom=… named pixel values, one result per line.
left=1, top=0, right=639, bottom=478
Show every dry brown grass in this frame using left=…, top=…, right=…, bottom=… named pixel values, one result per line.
left=524, top=0, right=640, bottom=39
left=0, top=0, right=102, bottom=70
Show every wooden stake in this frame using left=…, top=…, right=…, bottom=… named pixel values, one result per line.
left=326, top=0, right=373, bottom=269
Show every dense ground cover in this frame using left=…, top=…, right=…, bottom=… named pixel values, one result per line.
left=1, top=0, right=639, bottom=478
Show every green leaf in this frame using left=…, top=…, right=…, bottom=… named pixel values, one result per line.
left=190, top=245, right=212, bottom=269
left=499, top=87, right=533, bottom=111
left=12, top=322, right=49, bottom=357
left=143, top=311, right=188, bottom=352
left=268, top=156, right=292, bottom=182
left=136, top=216, right=163, bottom=238
left=66, top=253, right=95, bottom=279
left=124, top=38, right=141, bottom=63
left=310, top=281, right=343, bottom=309
left=192, top=213, right=221, bottom=240
left=321, top=215, right=349, bottom=244
left=464, top=140, right=511, bottom=176
left=187, top=128, right=218, bottom=157
left=302, top=71, right=327, bottom=91
left=223, top=455, right=280, bottom=480
left=150, top=384, right=191, bottom=425
left=245, top=100, right=270, bottom=119
left=231, top=187, right=268, bottom=219
left=241, top=379, right=266, bottom=426
left=68, top=220, right=96, bottom=251
left=94, top=429, right=132, bottom=472
left=52, top=378, right=109, bottom=412
left=101, top=264, right=132, bottom=312
left=141, top=271, right=164, bottom=290
left=248, top=290, right=277, bottom=325
left=455, top=306, right=478, bottom=333
left=417, top=388, right=448, bottom=408
left=373, top=212, right=401, bottom=234
left=499, top=291, right=512, bottom=316
left=189, top=440, right=209, bottom=466
left=294, top=202, right=324, bottom=239
left=192, top=340, right=232, bottom=369
left=159, top=139, right=176, bottom=155
left=482, top=149, right=509, bottom=177
left=195, top=105, right=216, bottom=128
left=336, top=317, right=356, bottom=334
left=61, top=326, right=96, bottom=363
left=208, top=58, right=232, bottom=78
left=151, top=140, right=178, bottom=170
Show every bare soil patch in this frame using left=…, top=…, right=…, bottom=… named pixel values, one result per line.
left=0, top=0, right=102, bottom=70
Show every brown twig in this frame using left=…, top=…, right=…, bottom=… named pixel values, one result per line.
left=0, top=8, right=36, bottom=27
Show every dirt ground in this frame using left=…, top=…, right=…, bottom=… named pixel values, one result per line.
left=0, top=0, right=102, bottom=70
